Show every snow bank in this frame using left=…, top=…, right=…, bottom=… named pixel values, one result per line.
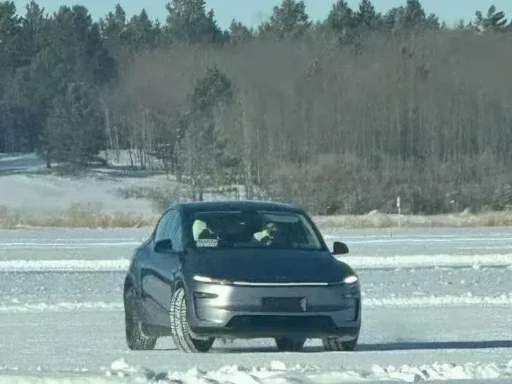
left=2, top=358, right=511, bottom=383
left=3, top=294, right=512, bottom=314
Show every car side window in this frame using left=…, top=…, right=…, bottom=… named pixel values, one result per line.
left=168, top=210, right=184, bottom=252
left=154, top=210, right=172, bottom=243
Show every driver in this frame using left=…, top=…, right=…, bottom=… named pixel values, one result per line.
left=253, top=222, right=279, bottom=245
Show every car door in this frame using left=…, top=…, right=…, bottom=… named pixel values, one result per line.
left=140, top=209, right=183, bottom=327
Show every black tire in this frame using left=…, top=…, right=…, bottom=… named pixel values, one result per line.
left=170, top=287, right=214, bottom=353
left=322, top=334, right=359, bottom=351
left=124, top=286, right=157, bottom=350
left=274, top=337, right=307, bottom=352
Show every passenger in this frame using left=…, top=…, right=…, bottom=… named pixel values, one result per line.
left=192, top=219, right=217, bottom=240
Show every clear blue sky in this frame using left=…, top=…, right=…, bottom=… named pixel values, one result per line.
left=12, top=0, right=512, bottom=28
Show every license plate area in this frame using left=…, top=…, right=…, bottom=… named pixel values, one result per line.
left=261, top=297, right=306, bottom=312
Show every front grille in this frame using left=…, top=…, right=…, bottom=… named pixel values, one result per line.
left=226, top=315, right=336, bottom=331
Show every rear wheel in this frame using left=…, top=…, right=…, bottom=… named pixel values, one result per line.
left=124, top=286, right=157, bottom=350
left=170, top=287, right=215, bottom=353
left=274, top=337, right=306, bottom=352
left=322, top=334, right=358, bottom=351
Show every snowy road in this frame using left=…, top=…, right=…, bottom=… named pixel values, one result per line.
left=0, top=227, right=511, bottom=382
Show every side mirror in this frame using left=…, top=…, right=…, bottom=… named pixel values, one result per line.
left=332, top=241, right=349, bottom=255
left=154, top=239, right=173, bottom=253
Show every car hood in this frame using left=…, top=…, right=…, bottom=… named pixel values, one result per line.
left=189, top=248, right=352, bottom=284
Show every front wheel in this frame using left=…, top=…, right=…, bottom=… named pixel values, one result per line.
left=170, top=287, right=214, bottom=353
left=124, top=286, right=157, bottom=350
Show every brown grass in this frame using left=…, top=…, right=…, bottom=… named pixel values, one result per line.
left=313, top=211, right=512, bottom=230
left=0, top=204, right=156, bottom=229
left=1, top=204, right=512, bottom=230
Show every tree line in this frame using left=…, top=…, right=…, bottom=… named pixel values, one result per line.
left=1, top=0, right=512, bottom=214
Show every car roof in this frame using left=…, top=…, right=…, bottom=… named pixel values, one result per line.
left=172, top=200, right=304, bottom=214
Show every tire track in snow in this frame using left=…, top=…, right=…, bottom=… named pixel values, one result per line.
left=2, top=294, right=512, bottom=313
left=2, top=253, right=512, bottom=272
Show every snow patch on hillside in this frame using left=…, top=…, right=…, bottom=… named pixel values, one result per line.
left=0, top=153, right=164, bottom=214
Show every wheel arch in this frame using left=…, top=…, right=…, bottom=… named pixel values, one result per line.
left=124, top=273, right=141, bottom=298
left=172, top=276, right=186, bottom=295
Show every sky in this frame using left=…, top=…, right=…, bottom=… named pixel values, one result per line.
left=12, top=0, right=512, bottom=29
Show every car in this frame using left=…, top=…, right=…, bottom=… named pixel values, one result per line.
left=123, top=200, right=361, bottom=353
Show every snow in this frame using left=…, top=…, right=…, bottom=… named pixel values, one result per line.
left=338, top=254, right=512, bottom=269
left=363, top=293, right=512, bottom=307
left=100, top=358, right=512, bottom=382
left=0, top=152, right=234, bottom=217
left=0, top=152, right=170, bottom=215
left=0, top=301, right=124, bottom=313
left=0, top=232, right=511, bottom=384
left=2, top=359, right=512, bottom=383
left=2, top=153, right=512, bottom=383
left=2, top=252, right=512, bottom=272
left=2, top=293, right=512, bottom=314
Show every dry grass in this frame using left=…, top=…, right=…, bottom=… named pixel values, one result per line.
left=313, top=211, right=512, bottom=230
left=0, top=204, right=157, bottom=229
left=1, top=204, right=512, bottom=230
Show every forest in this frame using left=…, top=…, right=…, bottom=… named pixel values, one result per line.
left=1, top=0, right=511, bottom=215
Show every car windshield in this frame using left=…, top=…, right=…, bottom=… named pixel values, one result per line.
left=187, top=210, right=324, bottom=251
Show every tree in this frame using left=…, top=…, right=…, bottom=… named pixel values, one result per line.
left=18, top=1, right=49, bottom=66
left=41, top=82, right=105, bottom=167
left=355, top=0, right=381, bottom=32
left=2, top=0, right=512, bottom=214
left=165, top=0, right=224, bottom=44
left=382, top=0, right=439, bottom=32
left=183, top=65, right=239, bottom=200
left=228, top=20, right=253, bottom=44
left=475, top=5, right=508, bottom=33
left=99, top=4, right=127, bottom=55
left=0, top=1, right=22, bottom=71
left=259, top=0, right=311, bottom=39
left=326, top=0, right=355, bottom=35
left=123, top=9, right=160, bottom=51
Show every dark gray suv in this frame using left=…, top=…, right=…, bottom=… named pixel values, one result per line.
left=123, top=200, right=361, bottom=353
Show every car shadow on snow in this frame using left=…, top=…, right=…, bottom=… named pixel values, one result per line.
left=357, top=339, right=512, bottom=351
left=213, top=345, right=326, bottom=353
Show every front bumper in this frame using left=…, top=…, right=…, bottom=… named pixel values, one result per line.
left=187, top=280, right=361, bottom=339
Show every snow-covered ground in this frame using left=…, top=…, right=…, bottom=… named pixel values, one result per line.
left=0, top=152, right=242, bottom=218
left=2, top=152, right=512, bottom=382
left=0, top=228, right=511, bottom=383
left=0, top=152, right=172, bottom=215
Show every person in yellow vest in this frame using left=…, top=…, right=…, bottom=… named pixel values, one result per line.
left=253, top=222, right=279, bottom=245
left=192, top=219, right=217, bottom=241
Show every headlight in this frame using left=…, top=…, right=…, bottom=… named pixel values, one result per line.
left=343, top=275, right=358, bottom=284
left=193, top=275, right=232, bottom=285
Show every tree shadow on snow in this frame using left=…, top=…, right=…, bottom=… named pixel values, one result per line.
left=357, top=339, right=512, bottom=352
